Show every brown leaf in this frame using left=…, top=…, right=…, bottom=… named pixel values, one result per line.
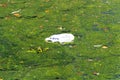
left=0, top=3, right=7, bottom=7
left=93, top=72, right=100, bottom=76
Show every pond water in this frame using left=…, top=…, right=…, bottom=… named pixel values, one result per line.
left=0, top=0, right=120, bottom=80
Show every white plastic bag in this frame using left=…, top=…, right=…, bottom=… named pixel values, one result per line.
left=45, top=33, right=74, bottom=44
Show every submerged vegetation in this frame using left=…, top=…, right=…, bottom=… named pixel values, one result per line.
left=0, top=0, right=120, bottom=80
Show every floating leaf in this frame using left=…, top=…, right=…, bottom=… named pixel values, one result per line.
left=45, top=9, right=50, bottom=13
left=102, top=46, right=108, bottom=49
left=0, top=78, right=3, bottom=80
left=93, top=72, right=100, bottom=76
left=36, top=46, right=43, bottom=53
left=44, top=47, right=49, bottom=51
left=13, top=13, right=21, bottom=17
left=0, top=3, right=7, bottom=7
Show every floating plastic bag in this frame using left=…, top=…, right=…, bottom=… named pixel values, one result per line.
left=45, top=33, right=74, bottom=44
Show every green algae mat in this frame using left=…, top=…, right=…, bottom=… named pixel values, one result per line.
left=0, top=0, right=120, bottom=80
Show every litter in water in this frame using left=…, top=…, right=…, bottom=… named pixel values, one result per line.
left=11, top=9, right=21, bottom=14
left=45, top=33, right=75, bottom=44
left=94, top=45, right=102, bottom=48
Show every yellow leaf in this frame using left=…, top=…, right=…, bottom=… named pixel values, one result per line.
left=13, top=13, right=21, bottom=17
left=102, top=46, right=108, bottom=49
left=44, top=47, right=49, bottom=51
left=37, top=47, right=43, bottom=53
left=45, top=10, right=50, bottom=13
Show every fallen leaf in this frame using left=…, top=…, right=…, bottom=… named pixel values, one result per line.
left=13, top=13, right=21, bottom=17
left=102, top=27, right=110, bottom=32
left=39, top=26, right=43, bottom=29
left=93, top=72, right=100, bottom=76
left=5, top=16, right=11, bottom=20
left=102, top=46, right=108, bottom=49
left=26, top=50, right=36, bottom=53
left=57, top=26, right=63, bottom=30
left=44, top=47, right=49, bottom=51
left=37, top=46, right=43, bottom=53
left=45, top=20, right=49, bottom=22
left=45, top=9, right=50, bottom=13
left=77, top=72, right=83, bottom=76
left=88, top=58, right=93, bottom=62
left=62, top=17, right=67, bottom=21
left=45, top=0, right=50, bottom=2
left=19, top=61, right=24, bottom=64
left=0, top=3, right=7, bottom=7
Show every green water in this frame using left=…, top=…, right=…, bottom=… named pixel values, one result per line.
left=0, top=0, right=120, bottom=80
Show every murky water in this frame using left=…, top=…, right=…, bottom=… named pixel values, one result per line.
left=0, top=0, right=120, bottom=80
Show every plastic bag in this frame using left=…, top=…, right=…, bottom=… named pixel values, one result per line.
left=45, top=33, right=74, bottom=44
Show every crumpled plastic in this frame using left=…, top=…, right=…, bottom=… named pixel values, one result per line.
left=45, top=33, right=74, bottom=44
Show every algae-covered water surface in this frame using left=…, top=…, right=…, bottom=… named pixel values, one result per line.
left=0, top=0, right=120, bottom=80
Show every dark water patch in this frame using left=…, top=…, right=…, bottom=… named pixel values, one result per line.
left=113, top=74, right=120, bottom=79
left=107, top=74, right=120, bottom=80
left=31, top=76, right=66, bottom=80
left=110, top=54, right=120, bottom=57
left=0, top=68, right=18, bottom=72
left=37, top=3, right=53, bottom=12
left=0, top=25, right=4, bottom=35
left=76, top=53, right=120, bottom=62
left=0, top=38, right=18, bottom=47
left=48, top=76, right=66, bottom=80
left=61, top=8, right=72, bottom=14
left=19, top=52, right=75, bottom=69
left=0, top=16, right=4, bottom=19
left=55, top=77, right=60, bottom=79
left=60, top=30, right=71, bottom=33
left=61, top=9, right=71, bottom=12
left=23, top=15, right=38, bottom=19
left=100, top=16, right=119, bottom=25
left=101, top=10, right=114, bottom=15
left=14, top=79, right=20, bottom=80
left=8, top=1, right=27, bottom=4
left=0, top=37, right=19, bottom=57
left=9, top=15, right=38, bottom=19
left=92, top=24, right=111, bottom=32
left=62, top=43, right=76, bottom=47
left=82, top=73, right=89, bottom=80
left=74, top=33, right=83, bottom=40
left=92, top=24, right=101, bottom=31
